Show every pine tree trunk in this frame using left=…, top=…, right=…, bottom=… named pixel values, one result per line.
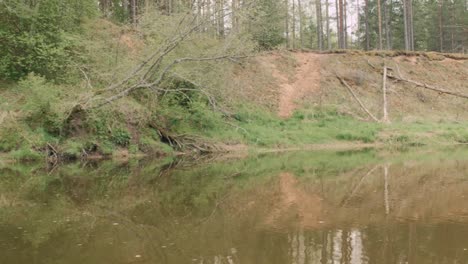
left=383, top=0, right=391, bottom=49
left=231, top=0, right=237, bottom=32
left=356, top=0, right=360, bottom=47
left=326, top=0, right=331, bottom=49
left=298, top=0, right=304, bottom=48
left=388, top=0, right=394, bottom=48
left=316, top=0, right=323, bottom=50
left=365, top=0, right=370, bottom=50
left=206, top=0, right=212, bottom=34
left=377, top=0, right=383, bottom=49
left=285, top=0, right=290, bottom=48
left=439, top=1, right=444, bottom=52
left=450, top=3, right=455, bottom=52
left=217, top=0, right=224, bottom=37
left=403, top=0, right=409, bottom=50
left=338, top=0, right=344, bottom=48
left=344, top=0, right=348, bottom=49
left=123, top=0, right=129, bottom=19
left=409, top=0, right=414, bottom=50
left=335, top=0, right=340, bottom=48
left=292, top=0, right=296, bottom=49
left=131, top=0, right=137, bottom=26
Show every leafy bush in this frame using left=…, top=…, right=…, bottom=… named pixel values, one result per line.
left=0, top=125, right=23, bottom=152
left=18, top=74, right=62, bottom=135
left=111, top=128, right=132, bottom=147
left=0, top=0, right=96, bottom=81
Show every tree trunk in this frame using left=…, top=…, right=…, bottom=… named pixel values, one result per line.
left=382, top=65, right=389, bottom=123
left=409, top=0, right=414, bottom=50
left=123, top=0, right=129, bottom=19
left=292, top=0, right=296, bottom=49
left=365, top=0, right=370, bottom=50
left=298, top=0, right=304, bottom=48
left=439, top=1, right=444, bottom=52
left=450, top=3, right=455, bottom=52
left=356, top=0, right=360, bottom=47
left=316, top=0, right=323, bottom=50
left=403, top=0, right=409, bottom=50
left=404, top=0, right=415, bottom=51
left=335, top=0, right=340, bottom=48
left=383, top=0, right=391, bottom=49
left=285, top=0, right=290, bottom=48
left=377, top=0, right=383, bottom=49
left=338, top=0, right=344, bottom=48
left=131, top=0, right=137, bottom=26
left=325, top=0, right=331, bottom=49
left=206, top=0, right=212, bottom=34
left=231, top=0, right=238, bottom=32
left=217, top=0, right=224, bottom=37
left=343, top=0, right=348, bottom=49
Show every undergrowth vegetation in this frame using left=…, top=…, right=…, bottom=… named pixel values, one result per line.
left=0, top=3, right=467, bottom=161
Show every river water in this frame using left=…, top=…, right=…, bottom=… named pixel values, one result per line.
left=1, top=147, right=468, bottom=264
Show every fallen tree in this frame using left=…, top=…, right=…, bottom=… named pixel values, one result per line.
left=336, top=75, right=380, bottom=122
left=367, top=59, right=468, bottom=100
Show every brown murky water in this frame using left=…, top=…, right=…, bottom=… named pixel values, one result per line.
left=1, top=148, right=468, bottom=263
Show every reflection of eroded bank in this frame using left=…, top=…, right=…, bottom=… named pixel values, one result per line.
left=224, top=160, right=468, bottom=232
left=1, top=149, right=468, bottom=263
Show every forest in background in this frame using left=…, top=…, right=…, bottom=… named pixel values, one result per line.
left=95, top=0, right=468, bottom=52
left=0, top=0, right=467, bottom=161
left=1, top=0, right=467, bottom=82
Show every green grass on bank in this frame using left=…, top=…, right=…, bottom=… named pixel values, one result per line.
left=2, top=84, right=468, bottom=162
left=0, top=15, right=466, bottom=162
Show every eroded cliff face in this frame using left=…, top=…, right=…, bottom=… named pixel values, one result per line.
left=234, top=51, right=468, bottom=121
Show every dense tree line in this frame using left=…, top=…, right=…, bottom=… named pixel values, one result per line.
left=0, top=0, right=466, bottom=81
left=108, top=0, right=465, bottom=52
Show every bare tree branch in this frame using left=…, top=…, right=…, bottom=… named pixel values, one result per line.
left=337, top=75, right=380, bottom=122
left=83, top=3, right=253, bottom=110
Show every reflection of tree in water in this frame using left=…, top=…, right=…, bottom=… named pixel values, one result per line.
left=2, top=151, right=468, bottom=263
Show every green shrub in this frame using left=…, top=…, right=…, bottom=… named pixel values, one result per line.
left=18, top=74, right=63, bottom=135
left=292, top=111, right=305, bottom=120
left=111, top=128, right=131, bottom=147
left=0, top=0, right=96, bottom=81
left=0, top=125, right=23, bottom=152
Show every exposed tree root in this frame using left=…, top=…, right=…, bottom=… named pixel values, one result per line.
left=149, top=122, right=221, bottom=154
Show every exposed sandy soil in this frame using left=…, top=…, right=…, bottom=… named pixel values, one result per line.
left=270, top=53, right=323, bottom=118
left=244, top=51, right=468, bottom=121
left=265, top=172, right=324, bottom=229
